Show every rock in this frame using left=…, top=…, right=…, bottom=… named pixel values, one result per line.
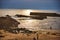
left=0, top=15, right=20, bottom=31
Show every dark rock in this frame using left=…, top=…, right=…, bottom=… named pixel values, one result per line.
left=0, top=15, right=20, bottom=31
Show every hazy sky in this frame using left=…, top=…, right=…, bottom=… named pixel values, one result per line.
left=0, top=0, right=60, bottom=11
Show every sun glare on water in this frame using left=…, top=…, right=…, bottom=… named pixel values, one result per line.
left=24, top=9, right=33, bottom=16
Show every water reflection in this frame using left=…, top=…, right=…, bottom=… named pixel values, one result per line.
left=17, top=17, right=60, bottom=31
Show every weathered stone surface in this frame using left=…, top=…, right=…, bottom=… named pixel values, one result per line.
left=0, top=15, right=20, bottom=30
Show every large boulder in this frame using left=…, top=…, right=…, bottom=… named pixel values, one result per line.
left=0, top=15, right=20, bottom=30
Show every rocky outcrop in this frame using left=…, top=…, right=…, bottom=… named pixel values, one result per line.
left=0, top=15, right=20, bottom=30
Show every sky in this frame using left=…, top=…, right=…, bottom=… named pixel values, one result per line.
left=0, top=0, right=60, bottom=11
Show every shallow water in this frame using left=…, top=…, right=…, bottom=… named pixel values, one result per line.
left=13, top=17, right=60, bottom=31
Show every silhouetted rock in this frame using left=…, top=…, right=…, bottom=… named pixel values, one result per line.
left=30, top=12, right=60, bottom=20
left=15, top=14, right=30, bottom=17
